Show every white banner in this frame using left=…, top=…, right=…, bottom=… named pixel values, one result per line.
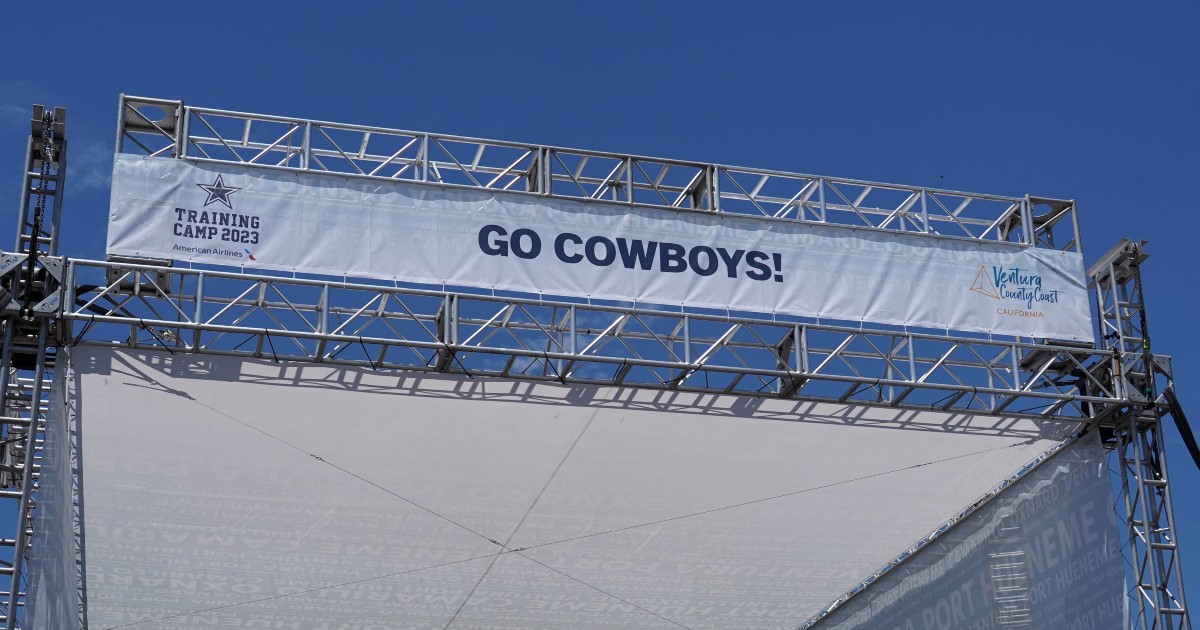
left=108, top=156, right=1094, bottom=340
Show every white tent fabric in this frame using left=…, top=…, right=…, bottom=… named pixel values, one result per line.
left=812, top=432, right=1123, bottom=629
left=24, top=364, right=81, bottom=627
left=40, top=346, right=1116, bottom=629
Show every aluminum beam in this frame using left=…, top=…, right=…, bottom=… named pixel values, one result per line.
left=54, top=256, right=1128, bottom=422
left=115, top=95, right=1081, bottom=252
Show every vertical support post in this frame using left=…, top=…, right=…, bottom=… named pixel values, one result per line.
left=799, top=325, right=810, bottom=374
left=1089, top=239, right=1190, bottom=630
left=536, top=147, right=545, bottom=194
left=12, top=111, right=36, bottom=253
left=301, top=122, right=312, bottom=170
left=710, top=166, right=720, bottom=213
left=192, top=273, right=205, bottom=350
left=920, top=190, right=929, bottom=234
left=420, top=134, right=430, bottom=182
left=568, top=305, right=576, bottom=357
left=1021, top=196, right=1034, bottom=246
left=794, top=324, right=803, bottom=373
left=1010, top=342, right=1022, bottom=392
left=433, top=294, right=458, bottom=373
left=818, top=179, right=827, bottom=223
left=63, top=260, right=76, bottom=318
left=46, top=133, right=66, bottom=258
left=907, top=336, right=917, bottom=389
left=318, top=283, right=329, bottom=336
left=114, top=94, right=128, bottom=155
left=703, top=165, right=714, bottom=211
left=1070, top=200, right=1083, bottom=255
left=625, top=157, right=633, bottom=205
left=0, top=104, right=67, bottom=629
left=682, top=315, right=691, bottom=365
left=174, top=103, right=186, bottom=159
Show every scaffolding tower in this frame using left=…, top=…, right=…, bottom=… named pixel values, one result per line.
left=0, top=106, right=66, bottom=628
left=1090, top=239, right=1191, bottom=629
left=0, top=97, right=1190, bottom=629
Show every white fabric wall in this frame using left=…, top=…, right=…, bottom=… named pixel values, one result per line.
left=814, top=432, right=1124, bottom=629
left=70, top=346, right=1091, bottom=629
left=25, top=356, right=82, bottom=628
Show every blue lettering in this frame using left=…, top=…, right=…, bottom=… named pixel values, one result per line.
left=616, top=238, right=658, bottom=270
left=689, top=246, right=719, bottom=277
left=554, top=232, right=583, bottom=263
left=991, top=266, right=1054, bottom=308
left=745, top=251, right=772, bottom=281
left=509, top=228, right=542, bottom=260
left=585, top=236, right=616, bottom=266
left=717, top=248, right=745, bottom=278
left=478, top=224, right=508, bottom=256
left=477, top=226, right=785, bottom=284
left=660, top=243, right=687, bottom=273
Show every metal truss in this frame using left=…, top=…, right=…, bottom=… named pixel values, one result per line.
left=0, top=106, right=67, bottom=629
left=1090, top=239, right=1191, bottom=629
left=54, top=256, right=1126, bottom=422
left=116, top=95, right=1081, bottom=252
left=0, top=94, right=1183, bottom=630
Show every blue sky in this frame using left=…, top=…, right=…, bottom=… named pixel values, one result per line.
left=2, top=0, right=1197, bottom=616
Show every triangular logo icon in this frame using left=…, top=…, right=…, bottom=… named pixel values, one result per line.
left=969, top=265, right=1000, bottom=299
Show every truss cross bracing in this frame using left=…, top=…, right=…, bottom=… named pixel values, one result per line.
left=52, top=257, right=1135, bottom=421
left=116, top=95, right=1082, bottom=252
left=0, top=96, right=1189, bottom=629
left=0, top=105, right=67, bottom=629
left=1090, top=239, right=1191, bottom=630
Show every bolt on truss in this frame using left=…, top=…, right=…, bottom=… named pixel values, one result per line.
left=1090, top=239, right=1191, bottom=629
left=116, top=95, right=1081, bottom=252
left=0, top=105, right=68, bottom=629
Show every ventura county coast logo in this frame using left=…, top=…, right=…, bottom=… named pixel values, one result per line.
left=170, top=174, right=263, bottom=261
left=969, top=265, right=1060, bottom=319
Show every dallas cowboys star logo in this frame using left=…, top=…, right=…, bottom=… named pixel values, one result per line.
left=196, top=174, right=241, bottom=209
